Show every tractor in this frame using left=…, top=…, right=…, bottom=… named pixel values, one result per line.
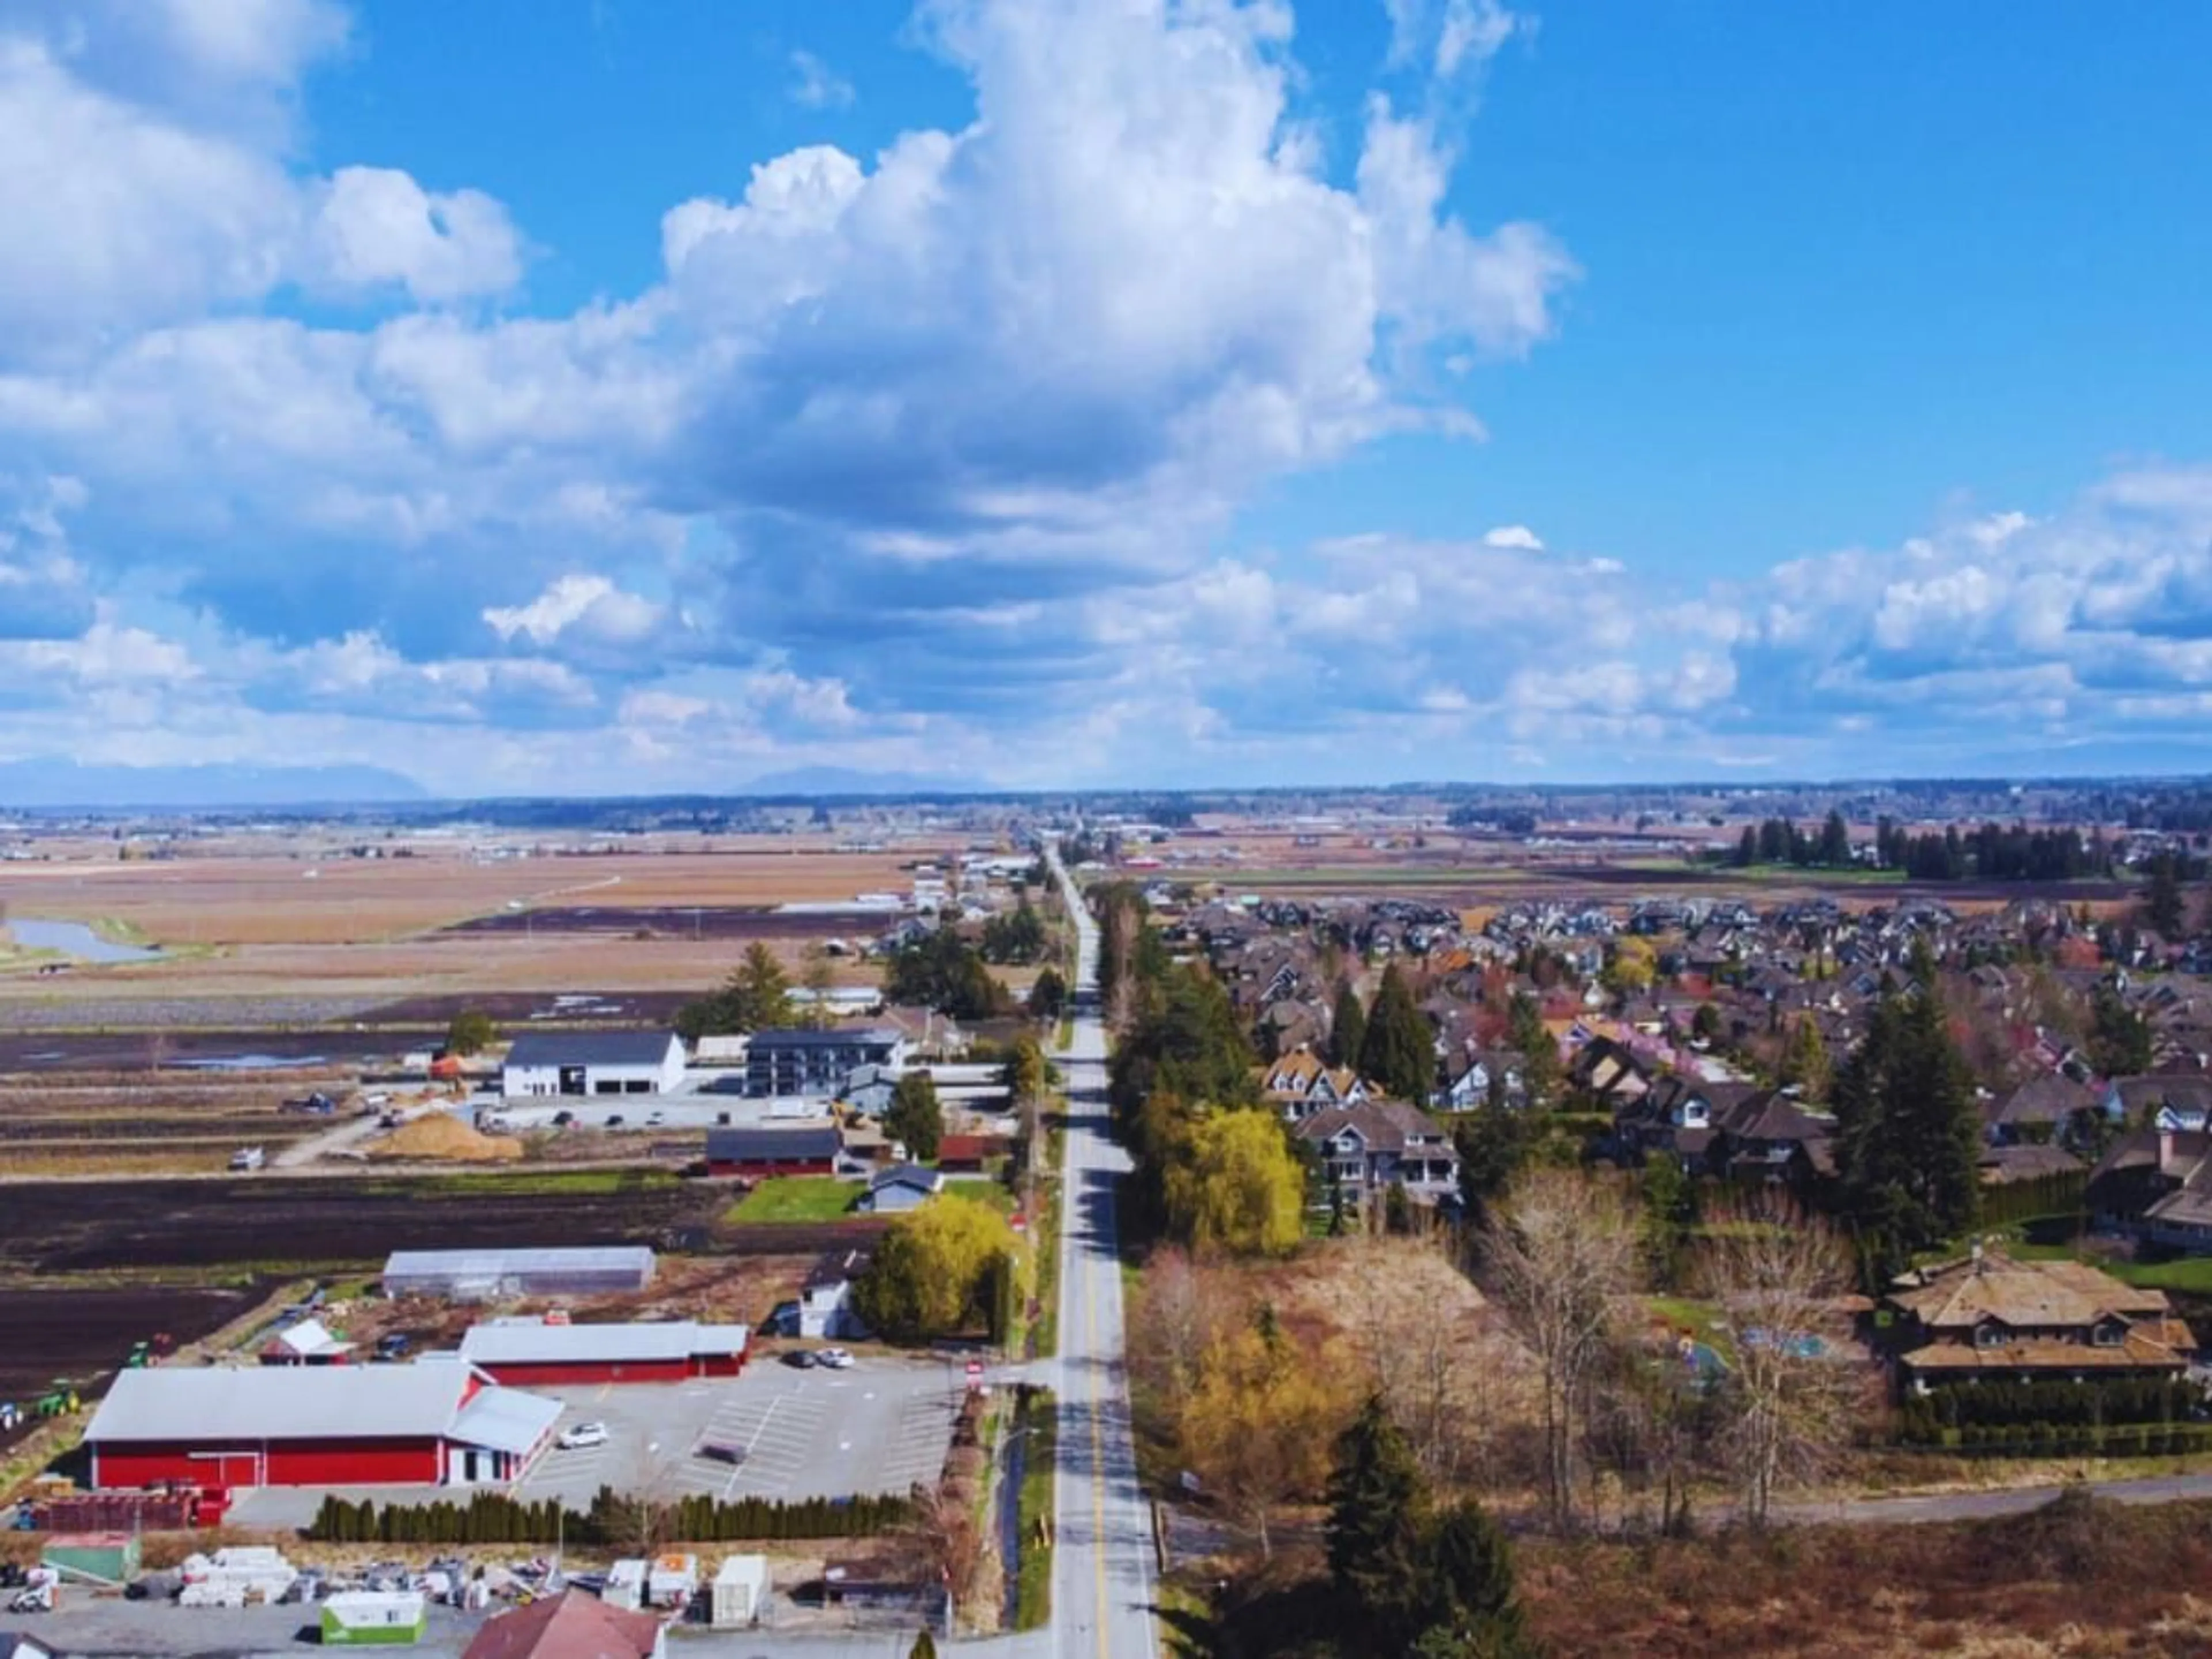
left=32, top=1382, right=78, bottom=1418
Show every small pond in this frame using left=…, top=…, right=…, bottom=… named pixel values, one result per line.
left=6, top=918, right=166, bottom=964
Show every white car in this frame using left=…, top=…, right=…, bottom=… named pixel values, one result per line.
left=557, top=1421, right=609, bottom=1450
left=816, top=1347, right=855, bottom=1370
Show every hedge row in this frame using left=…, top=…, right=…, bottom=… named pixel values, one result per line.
left=1899, top=1422, right=2212, bottom=1459
left=308, top=1485, right=912, bottom=1546
left=1978, top=1171, right=2089, bottom=1228
left=1897, top=1377, right=2199, bottom=1437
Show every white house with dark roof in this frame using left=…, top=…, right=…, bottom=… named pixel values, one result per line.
left=501, top=1031, right=685, bottom=1099
left=1293, top=1100, right=1460, bottom=1206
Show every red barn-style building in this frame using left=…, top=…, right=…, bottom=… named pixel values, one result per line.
left=705, top=1124, right=842, bottom=1179
left=83, top=1363, right=560, bottom=1491
left=458, top=1319, right=749, bottom=1385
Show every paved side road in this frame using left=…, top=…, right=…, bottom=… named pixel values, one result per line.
left=1774, top=1468, right=2212, bottom=1528
left=1045, top=847, right=1162, bottom=1659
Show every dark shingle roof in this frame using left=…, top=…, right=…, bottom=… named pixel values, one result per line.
left=504, top=1030, right=677, bottom=1069
left=747, top=1027, right=904, bottom=1051
left=706, top=1126, right=842, bottom=1162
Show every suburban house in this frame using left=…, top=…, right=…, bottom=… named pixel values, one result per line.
left=500, top=1031, right=685, bottom=1100
left=1984, top=1074, right=2101, bottom=1146
left=2106, top=1073, right=2212, bottom=1134
left=1570, top=1036, right=1652, bottom=1107
left=1257, top=1048, right=1369, bottom=1120
left=1706, top=1090, right=1836, bottom=1180
left=1617, top=1077, right=1766, bottom=1164
left=1440, top=1050, right=1527, bottom=1111
left=1293, top=1100, right=1460, bottom=1207
left=704, top=1124, right=843, bottom=1179
left=859, top=1164, right=944, bottom=1214
left=779, top=1248, right=872, bottom=1340
left=1881, top=1249, right=2197, bottom=1392
left=745, top=1027, right=909, bottom=1098
left=84, top=1364, right=560, bottom=1490
left=2089, top=1128, right=2212, bottom=1253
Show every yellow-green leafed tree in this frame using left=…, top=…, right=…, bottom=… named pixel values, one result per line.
left=1165, top=1108, right=1304, bottom=1257
left=1601, top=935, right=1657, bottom=996
left=1180, top=1322, right=1347, bottom=1555
left=854, top=1194, right=1018, bottom=1340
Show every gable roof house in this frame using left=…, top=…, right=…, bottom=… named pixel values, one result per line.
left=1707, top=1090, right=1836, bottom=1181
left=2107, top=1073, right=2212, bottom=1135
left=1984, top=1074, right=2100, bottom=1147
left=1570, top=1036, right=1651, bottom=1107
left=1293, top=1100, right=1460, bottom=1207
left=858, top=1164, right=945, bottom=1214
left=2088, top=1128, right=2212, bottom=1253
left=1882, top=1250, right=2196, bottom=1391
left=1257, top=1049, right=1370, bottom=1121
left=1441, top=1050, right=1527, bottom=1111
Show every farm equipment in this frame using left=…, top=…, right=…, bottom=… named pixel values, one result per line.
left=33, top=1382, right=78, bottom=1418
left=7, top=1567, right=57, bottom=1614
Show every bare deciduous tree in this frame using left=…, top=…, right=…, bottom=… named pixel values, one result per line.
left=1696, top=1199, right=1870, bottom=1528
left=899, top=1480, right=985, bottom=1629
left=1484, top=1168, right=1642, bottom=1531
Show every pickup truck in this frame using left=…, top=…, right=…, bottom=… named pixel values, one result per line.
left=228, top=1146, right=265, bottom=1172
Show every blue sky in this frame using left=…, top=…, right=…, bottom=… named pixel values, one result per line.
left=1, top=0, right=2210, bottom=794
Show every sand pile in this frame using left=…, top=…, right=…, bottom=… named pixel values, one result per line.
left=368, top=1113, right=523, bottom=1163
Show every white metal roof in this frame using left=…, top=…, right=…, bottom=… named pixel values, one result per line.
left=448, top=1386, right=561, bottom=1456
left=459, top=1320, right=748, bottom=1365
left=268, top=1319, right=351, bottom=1357
left=84, top=1365, right=554, bottom=1446
left=382, top=1246, right=655, bottom=1281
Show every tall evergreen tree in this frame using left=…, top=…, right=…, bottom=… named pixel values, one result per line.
left=1416, top=1500, right=1532, bottom=1658
left=1818, top=809, right=1851, bottom=867
left=1331, top=981, right=1369, bottom=1070
left=1776, top=1014, right=1832, bottom=1102
left=1506, top=990, right=1559, bottom=1103
left=1325, top=1395, right=1429, bottom=1652
left=1833, top=988, right=1982, bottom=1281
left=2089, top=984, right=2154, bottom=1078
left=2145, top=851, right=2189, bottom=938
left=1359, top=964, right=1434, bottom=1104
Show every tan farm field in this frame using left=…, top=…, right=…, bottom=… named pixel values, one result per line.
left=0, top=839, right=946, bottom=1004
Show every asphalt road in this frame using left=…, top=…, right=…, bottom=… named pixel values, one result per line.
left=1045, top=847, right=1161, bottom=1659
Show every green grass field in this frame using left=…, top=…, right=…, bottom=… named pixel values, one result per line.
left=723, top=1176, right=859, bottom=1224
left=947, top=1176, right=1016, bottom=1214
left=1012, top=1388, right=1058, bottom=1631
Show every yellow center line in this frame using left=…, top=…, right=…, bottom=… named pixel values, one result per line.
left=1087, top=1145, right=1110, bottom=1659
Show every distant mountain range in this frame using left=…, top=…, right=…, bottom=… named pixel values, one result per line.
left=0, top=759, right=430, bottom=809
left=736, top=765, right=988, bottom=797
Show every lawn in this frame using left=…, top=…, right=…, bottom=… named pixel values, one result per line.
left=1012, top=1387, right=1058, bottom=1631
left=948, top=1176, right=1016, bottom=1214
left=724, top=1176, right=859, bottom=1224
left=2105, top=1256, right=2212, bottom=1294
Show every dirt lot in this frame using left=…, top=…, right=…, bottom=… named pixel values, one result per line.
left=0, top=1285, right=256, bottom=1431
left=0, top=1173, right=887, bottom=1275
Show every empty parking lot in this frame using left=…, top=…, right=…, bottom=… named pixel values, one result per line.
left=516, top=1356, right=963, bottom=1507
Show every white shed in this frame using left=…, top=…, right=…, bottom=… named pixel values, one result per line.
left=710, top=1556, right=768, bottom=1627
left=603, top=1559, right=647, bottom=1612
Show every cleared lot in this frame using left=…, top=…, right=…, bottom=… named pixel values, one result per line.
left=518, top=1357, right=963, bottom=1507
